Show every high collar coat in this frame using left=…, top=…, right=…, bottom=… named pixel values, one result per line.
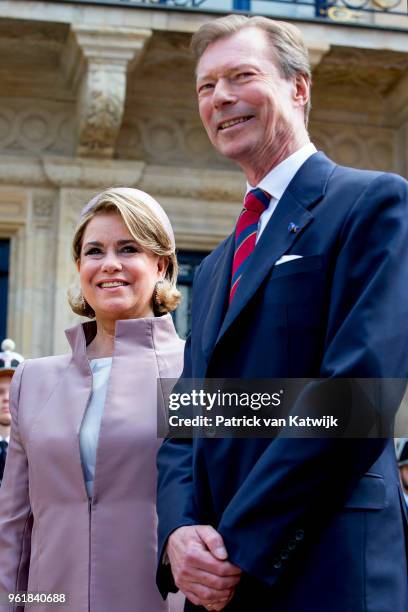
left=0, top=315, right=185, bottom=612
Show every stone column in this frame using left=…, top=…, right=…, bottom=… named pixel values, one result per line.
left=63, top=25, right=152, bottom=158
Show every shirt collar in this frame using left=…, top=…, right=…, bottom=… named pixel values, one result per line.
left=246, top=142, right=317, bottom=200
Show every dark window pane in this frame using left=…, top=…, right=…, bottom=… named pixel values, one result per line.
left=173, top=251, right=208, bottom=339
left=0, top=240, right=10, bottom=341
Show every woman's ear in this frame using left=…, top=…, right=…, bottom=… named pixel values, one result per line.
left=157, top=256, right=169, bottom=279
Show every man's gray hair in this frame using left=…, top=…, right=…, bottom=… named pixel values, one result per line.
left=191, top=15, right=311, bottom=125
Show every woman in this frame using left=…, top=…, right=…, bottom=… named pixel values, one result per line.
left=0, top=188, right=185, bottom=612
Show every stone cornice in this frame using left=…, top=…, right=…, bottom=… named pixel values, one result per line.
left=0, top=156, right=145, bottom=188
left=0, top=155, right=244, bottom=200
left=308, top=43, right=331, bottom=70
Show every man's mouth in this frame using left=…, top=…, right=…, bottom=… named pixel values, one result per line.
left=218, top=116, right=254, bottom=131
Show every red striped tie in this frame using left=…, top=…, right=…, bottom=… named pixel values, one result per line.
left=229, top=188, right=270, bottom=303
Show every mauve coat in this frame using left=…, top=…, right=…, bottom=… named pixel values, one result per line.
left=0, top=315, right=185, bottom=612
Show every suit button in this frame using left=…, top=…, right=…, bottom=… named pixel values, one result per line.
left=288, top=540, right=297, bottom=551
left=295, top=529, right=305, bottom=541
left=273, top=558, right=282, bottom=569
left=280, top=550, right=289, bottom=560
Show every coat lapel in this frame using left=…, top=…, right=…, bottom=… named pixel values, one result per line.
left=214, top=151, right=335, bottom=352
left=202, top=235, right=235, bottom=360
left=64, top=322, right=95, bottom=497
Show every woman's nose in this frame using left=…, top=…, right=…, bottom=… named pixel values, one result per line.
left=101, top=252, right=122, bottom=273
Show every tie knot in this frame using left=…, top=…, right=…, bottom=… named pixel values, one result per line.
left=244, top=188, right=270, bottom=214
left=0, top=440, right=7, bottom=452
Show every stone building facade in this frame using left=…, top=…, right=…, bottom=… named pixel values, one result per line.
left=0, top=0, right=407, bottom=357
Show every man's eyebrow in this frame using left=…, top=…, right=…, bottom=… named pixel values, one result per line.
left=197, top=63, right=258, bottom=81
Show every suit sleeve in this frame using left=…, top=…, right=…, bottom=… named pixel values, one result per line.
left=0, top=362, right=32, bottom=611
left=156, top=267, right=203, bottom=598
left=217, top=172, right=408, bottom=586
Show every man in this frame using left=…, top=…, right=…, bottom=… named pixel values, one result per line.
left=157, top=15, right=408, bottom=612
left=396, top=438, right=408, bottom=507
left=0, top=339, right=24, bottom=485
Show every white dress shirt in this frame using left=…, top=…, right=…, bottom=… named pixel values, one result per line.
left=245, top=142, right=317, bottom=243
left=79, top=357, right=112, bottom=498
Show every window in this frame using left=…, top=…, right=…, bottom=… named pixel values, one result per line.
left=0, top=240, right=10, bottom=340
left=173, top=251, right=208, bottom=339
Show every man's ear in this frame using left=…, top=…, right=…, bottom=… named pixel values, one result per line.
left=293, top=74, right=310, bottom=110
left=76, top=259, right=81, bottom=273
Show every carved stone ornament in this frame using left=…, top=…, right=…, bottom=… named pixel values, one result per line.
left=33, top=191, right=55, bottom=221
left=64, top=25, right=152, bottom=158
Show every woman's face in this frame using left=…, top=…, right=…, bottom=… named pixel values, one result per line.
left=77, top=211, right=166, bottom=322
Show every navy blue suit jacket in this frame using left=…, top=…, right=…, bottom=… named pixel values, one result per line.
left=157, top=153, right=408, bottom=611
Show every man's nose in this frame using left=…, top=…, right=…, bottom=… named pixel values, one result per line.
left=212, top=78, right=236, bottom=108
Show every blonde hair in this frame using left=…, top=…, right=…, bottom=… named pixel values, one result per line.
left=69, top=188, right=181, bottom=318
left=191, top=15, right=311, bottom=126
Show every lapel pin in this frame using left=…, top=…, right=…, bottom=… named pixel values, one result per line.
left=288, top=222, right=299, bottom=234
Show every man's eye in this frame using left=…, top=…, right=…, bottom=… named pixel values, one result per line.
left=198, top=83, right=214, bottom=94
left=235, top=72, right=254, bottom=80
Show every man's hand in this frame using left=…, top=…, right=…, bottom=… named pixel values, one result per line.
left=166, top=525, right=242, bottom=610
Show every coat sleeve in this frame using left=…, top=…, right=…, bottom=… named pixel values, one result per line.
left=156, top=266, right=204, bottom=598
left=156, top=332, right=199, bottom=597
left=0, top=362, right=32, bottom=611
left=216, top=172, right=408, bottom=586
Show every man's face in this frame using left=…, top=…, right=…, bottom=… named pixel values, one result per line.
left=196, top=28, right=306, bottom=177
left=0, top=375, right=12, bottom=427
left=400, top=465, right=408, bottom=492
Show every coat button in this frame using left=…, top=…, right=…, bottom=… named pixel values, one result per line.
left=295, top=529, right=305, bottom=541
left=280, top=550, right=289, bottom=560
left=288, top=540, right=297, bottom=551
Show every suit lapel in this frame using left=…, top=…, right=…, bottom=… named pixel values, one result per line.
left=202, top=235, right=235, bottom=360
left=213, top=151, right=335, bottom=352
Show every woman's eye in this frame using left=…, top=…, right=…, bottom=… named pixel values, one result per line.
left=84, top=247, right=101, bottom=255
left=121, top=245, right=138, bottom=253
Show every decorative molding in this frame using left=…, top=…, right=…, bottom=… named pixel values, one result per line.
left=32, top=190, right=56, bottom=222
left=64, top=25, right=152, bottom=158
left=0, top=154, right=244, bottom=198
left=0, top=155, right=145, bottom=188
left=0, top=188, right=29, bottom=227
left=118, top=115, right=225, bottom=167
left=310, top=122, right=396, bottom=172
left=0, top=103, right=75, bottom=155
left=139, top=165, right=245, bottom=202
left=42, top=157, right=146, bottom=188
